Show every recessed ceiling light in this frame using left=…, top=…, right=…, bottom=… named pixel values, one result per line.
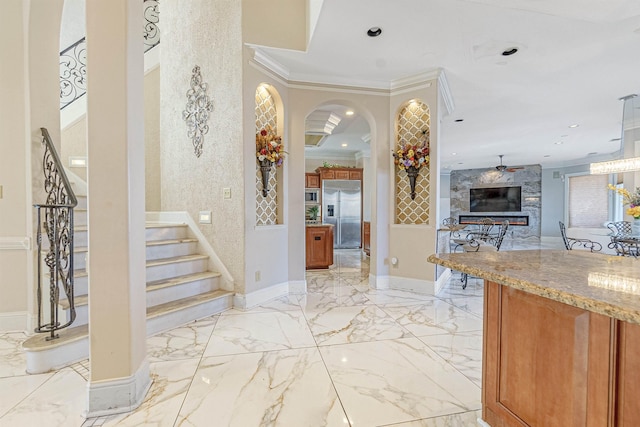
left=367, top=27, right=382, bottom=37
left=569, top=124, right=579, bottom=128
left=554, top=141, right=563, bottom=145
left=588, top=152, right=598, bottom=155
left=454, top=119, right=464, bottom=122
left=345, top=110, right=354, bottom=116
left=451, top=152, right=457, bottom=156
left=457, top=162, right=464, bottom=165
left=341, top=143, right=348, bottom=147
left=501, top=47, right=518, bottom=56
left=544, top=155, right=551, bottom=158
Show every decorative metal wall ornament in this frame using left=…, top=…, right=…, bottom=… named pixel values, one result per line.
left=182, top=65, right=214, bottom=158
left=406, top=166, right=420, bottom=200
left=259, top=159, right=273, bottom=197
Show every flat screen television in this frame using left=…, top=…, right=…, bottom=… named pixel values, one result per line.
left=470, top=186, right=521, bottom=212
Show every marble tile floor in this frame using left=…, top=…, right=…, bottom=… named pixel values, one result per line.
left=0, top=248, right=516, bottom=427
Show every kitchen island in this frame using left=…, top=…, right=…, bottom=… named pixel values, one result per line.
left=428, top=250, right=640, bottom=426
left=306, top=224, right=334, bottom=270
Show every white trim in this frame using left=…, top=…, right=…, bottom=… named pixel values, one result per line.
left=437, top=70, right=455, bottom=116
left=389, top=275, right=435, bottom=294
left=251, top=48, right=290, bottom=81
left=390, top=71, right=437, bottom=91
left=369, top=273, right=389, bottom=290
left=233, top=281, right=288, bottom=310
left=369, top=274, right=435, bottom=294
left=86, top=359, right=151, bottom=418
left=477, top=418, right=491, bottom=427
left=288, top=280, right=307, bottom=295
left=146, top=211, right=235, bottom=291
left=0, top=237, right=31, bottom=250
left=434, top=268, right=452, bottom=294
left=254, top=224, right=286, bottom=231
left=0, top=312, right=29, bottom=332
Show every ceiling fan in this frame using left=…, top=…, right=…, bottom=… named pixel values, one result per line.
left=495, top=155, right=524, bottom=172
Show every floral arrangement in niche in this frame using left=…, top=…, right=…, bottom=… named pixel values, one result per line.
left=393, top=129, right=430, bottom=171
left=256, top=125, right=285, bottom=167
left=608, top=184, right=640, bottom=218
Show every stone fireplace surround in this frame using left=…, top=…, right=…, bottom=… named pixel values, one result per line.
left=450, top=165, right=542, bottom=239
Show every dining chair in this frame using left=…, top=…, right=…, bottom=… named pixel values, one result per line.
left=606, top=221, right=639, bottom=257
left=457, top=220, right=509, bottom=289
left=559, top=221, right=602, bottom=252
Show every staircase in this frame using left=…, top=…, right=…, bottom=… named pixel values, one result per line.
left=23, top=192, right=234, bottom=374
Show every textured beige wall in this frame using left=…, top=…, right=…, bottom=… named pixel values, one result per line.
left=161, top=1, right=245, bottom=289
left=0, top=1, right=30, bottom=327
left=60, top=67, right=161, bottom=210
left=61, top=118, right=87, bottom=181
left=144, top=67, right=161, bottom=211
left=243, top=0, right=308, bottom=51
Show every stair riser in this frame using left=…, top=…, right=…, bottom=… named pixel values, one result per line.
left=62, top=303, right=88, bottom=327
left=74, top=230, right=88, bottom=247
left=74, top=210, right=87, bottom=227
left=147, top=277, right=219, bottom=308
left=146, top=258, right=209, bottom=282
left=146, top=241, right=198, bottom=261
left=75, top=196, right=87, bottom=210
left=147, top=295, right=233, bottom=336
left=74, top=251, right=87, bottom=270
left=146, top=226, right=189, bottom=242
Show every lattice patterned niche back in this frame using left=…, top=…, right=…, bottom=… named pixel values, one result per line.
left=395, top=101, right=431, bottom=224
left=255, top=85, right=279, bottom=226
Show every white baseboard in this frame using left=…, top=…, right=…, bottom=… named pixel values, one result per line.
left=369, top=274, right=435, bottom=294
left=233, top=281, right=288, bottom=310
left=434, top=268, right=452, bottom=294
left=477, top=417, right=491, bottom=427
left=288, top=280, right=307, bottom=295
left=86, top=358, right=151, bottom=418
left=0, top=311, right=29, bottom=332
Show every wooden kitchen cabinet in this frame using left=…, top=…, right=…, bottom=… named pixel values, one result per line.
left=305, top=173, right=320, bottom=188
left=316, top=167, right=363, bottom=182
left=306, top=225, right=334, bottom=269
left=483, top=280, right=640, bottom=426
left=363, top=221, right=370, bottom=256
left=349, top=169, right=362, bottom=180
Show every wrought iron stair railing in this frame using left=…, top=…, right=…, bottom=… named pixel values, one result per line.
left=59, top=0, right=160, bottom=110
left=34, top=128, right=78, bottom=340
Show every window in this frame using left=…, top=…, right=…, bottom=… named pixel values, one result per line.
left=567, top=174, right=609, bottom=227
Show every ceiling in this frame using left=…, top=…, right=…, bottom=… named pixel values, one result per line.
left=252, top=0, right=640, bottom=171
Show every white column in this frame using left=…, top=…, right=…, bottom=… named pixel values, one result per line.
left=85, top=0, right=149, bottom=416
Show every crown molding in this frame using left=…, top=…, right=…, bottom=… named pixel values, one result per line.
left=437, top=70, right=455, bottom=116
left=249, top=49, right=456, bottom=112
left=250, top=47, right=291, bottom=81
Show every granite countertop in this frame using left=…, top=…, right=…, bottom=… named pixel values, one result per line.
left=306, top=223, right=333, bottom=228
left=428, top=250, right=640, bottom=325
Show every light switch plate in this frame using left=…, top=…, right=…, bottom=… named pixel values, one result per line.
left=0, top=185, right=3, bottom=199
left=223, top=188, right=231, bottom=199
left=199, top=211, right=212, bottom=224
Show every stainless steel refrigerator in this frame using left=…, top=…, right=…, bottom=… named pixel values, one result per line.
left=322, top=180, right=361, bottom=249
